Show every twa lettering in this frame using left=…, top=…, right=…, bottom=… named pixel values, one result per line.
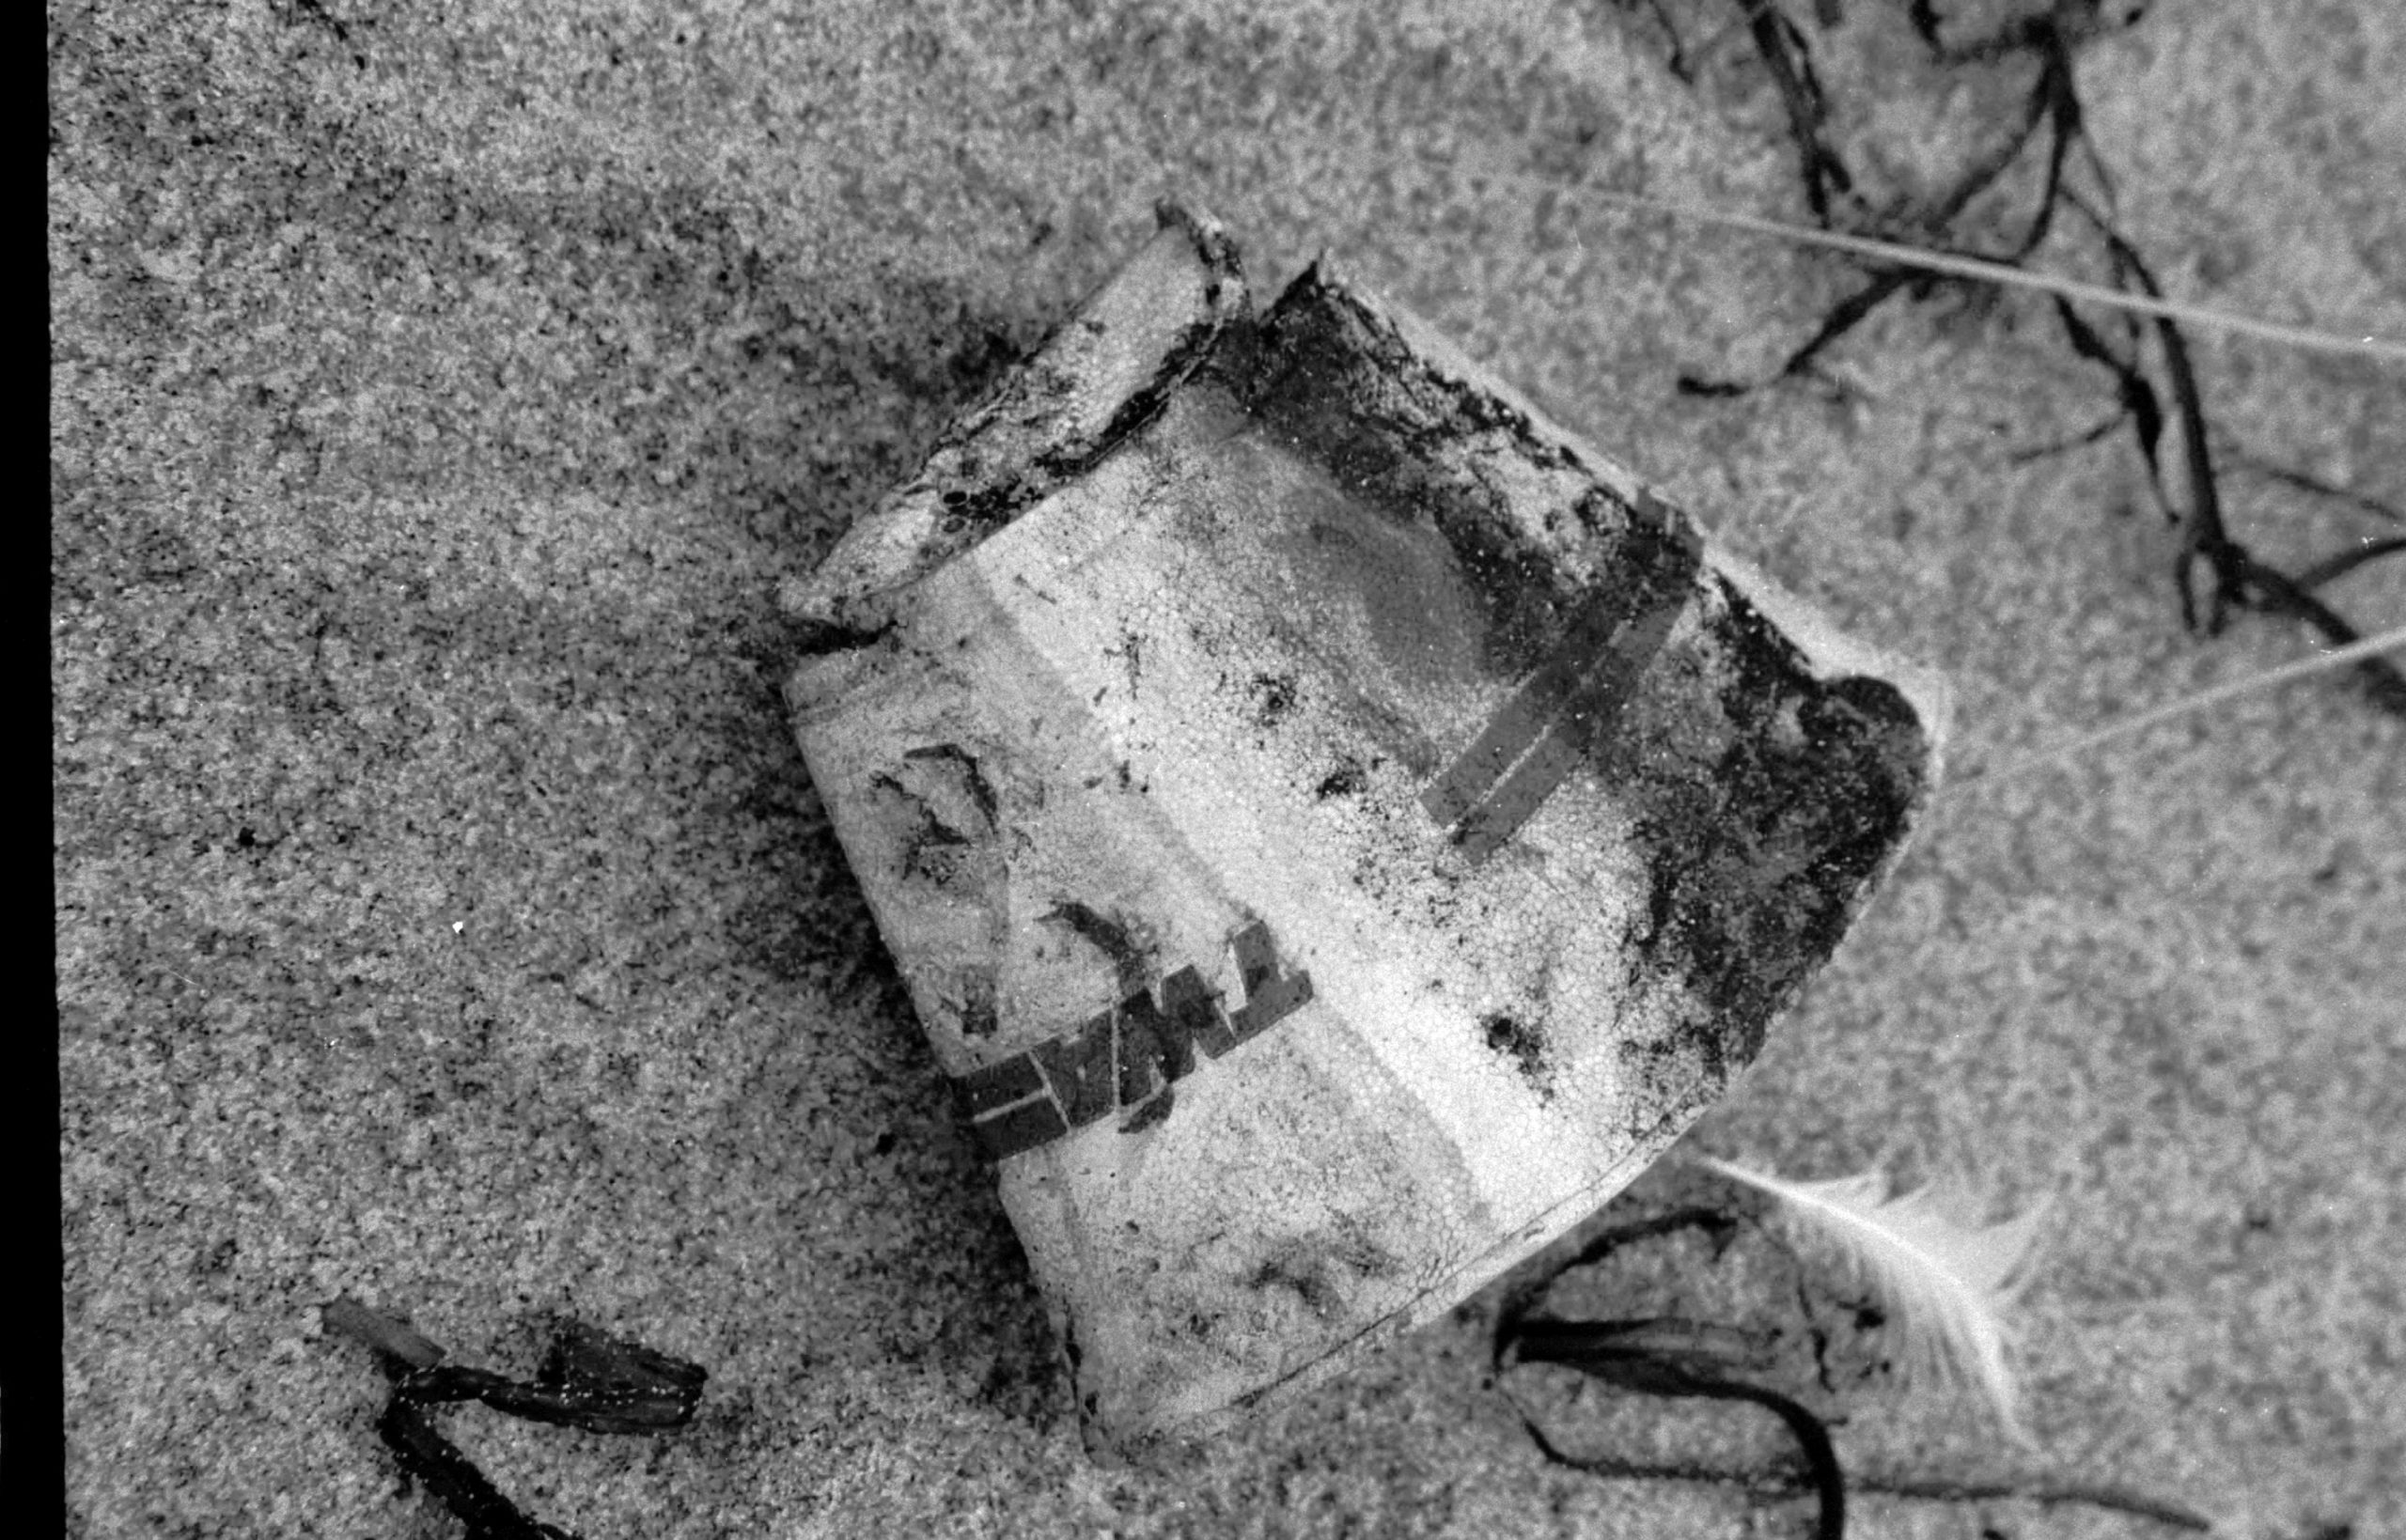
left=953, top=920, right=1314, bottom=1159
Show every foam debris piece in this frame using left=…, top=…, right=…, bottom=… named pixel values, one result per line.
left=784, top=201, right=1946, bottom=1454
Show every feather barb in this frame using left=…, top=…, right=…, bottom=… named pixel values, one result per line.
left=1695, top=1154, right=2050, bottom=1444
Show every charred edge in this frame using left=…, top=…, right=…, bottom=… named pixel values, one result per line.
left=1244, top=264, right=1585, bottom=477
left=939, top=477, right=1031, bottom=533
left=1038, top=311, right=1240, bottom=481
left=941, top=210, right=1250, bottom=541
left=1241, top=266, right=1672, bottom=679
left=923, top=308, right=1226, bottom=538
left=1620, top=579, right=1929, bottom=1064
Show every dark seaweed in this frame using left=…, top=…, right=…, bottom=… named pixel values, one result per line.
left=1491, top=1206, right=1842, bottom=1538
left=323, top=1299, right=706, bottom=1540
left=1490, top=1184, right=2214, bottom=1535
left=1652, top=1, right=2402, bottom=712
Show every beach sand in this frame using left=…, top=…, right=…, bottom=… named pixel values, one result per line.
left=55, top=3, right=2404, bottom=1534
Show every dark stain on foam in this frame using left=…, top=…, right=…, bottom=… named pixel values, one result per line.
left=1480, top=1011, right=1552, bottom=1094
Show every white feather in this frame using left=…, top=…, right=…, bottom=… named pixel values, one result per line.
left=1694, top=1154, right=2051, bottom=1444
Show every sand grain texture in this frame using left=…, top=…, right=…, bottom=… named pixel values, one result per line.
left=54, top=2, right=2404, bottom=1535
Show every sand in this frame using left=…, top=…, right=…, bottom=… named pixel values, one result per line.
left=55, top=2, right=2404, bottom=1535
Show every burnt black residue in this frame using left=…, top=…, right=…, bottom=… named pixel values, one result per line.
left=1618, top=577, right=1929, bottom=1067
left=941, top=332, right=1208, bottom=534
left=905, top=203, right=1252, bottom=575
left=1481, top=1011, right=1552, bottom=1093
left=1232, top=264, right=1689, bottom=681
left=1041, top=309, right=1230, bottom=481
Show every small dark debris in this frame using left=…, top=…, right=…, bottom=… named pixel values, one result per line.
left=1313, top=759, right=1367, bottom=799
left=1251, top=671, right=1299, bottom=726
left=1480, top=1011, right=1550, bottom=1089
